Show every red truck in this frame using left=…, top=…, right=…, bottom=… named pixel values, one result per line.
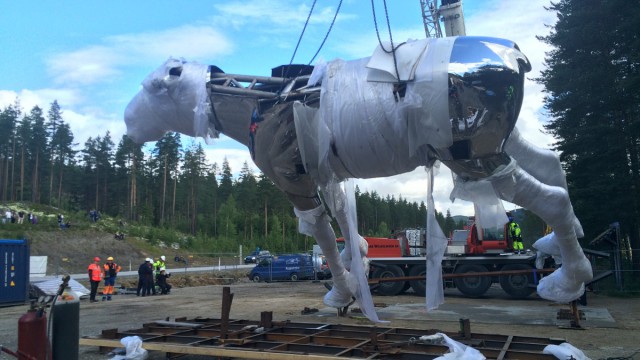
left=337, top=222, right=538, bottom=299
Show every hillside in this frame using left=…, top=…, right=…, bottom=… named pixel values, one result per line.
left=1, top=203, right=248, bottom=288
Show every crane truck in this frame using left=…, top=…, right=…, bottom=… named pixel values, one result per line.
left=336, top=221, right=541, bottom=299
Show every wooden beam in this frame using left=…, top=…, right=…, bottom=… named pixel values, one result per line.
left=79, top=338, right=350, bottom=360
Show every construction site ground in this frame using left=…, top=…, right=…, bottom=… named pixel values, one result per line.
left=1, top=278, right=639, bottom=359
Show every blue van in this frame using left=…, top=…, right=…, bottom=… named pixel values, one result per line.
left=249, top=254, right=314, bottom=282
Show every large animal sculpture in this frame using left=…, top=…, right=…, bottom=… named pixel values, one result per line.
left=125, top=36, right=593, bottom=322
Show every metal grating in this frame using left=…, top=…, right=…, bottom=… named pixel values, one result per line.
left=80, top=316, right=564, bottom=359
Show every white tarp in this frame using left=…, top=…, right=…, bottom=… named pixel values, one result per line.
left=29, top=256, right=47, bottom=277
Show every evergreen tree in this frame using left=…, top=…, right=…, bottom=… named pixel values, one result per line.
left=537, top=0, right=640, bottom=269
left=181, top=142, right=208, bottom=234
left=0, top=102, right=20, bottom=201
left=115, top=135, right=144, bottom=220
left=152, top=132, right=182, bottom=225
left=218, top=158, right=234, bottom=203
left=46, top=100, right=64, bottom=205
left=236, top=162, right=258, bottom=243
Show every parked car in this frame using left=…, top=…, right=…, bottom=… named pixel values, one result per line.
left=248, top=254, right=314, bottom=282
left=244, top=250, right=271, bottom=264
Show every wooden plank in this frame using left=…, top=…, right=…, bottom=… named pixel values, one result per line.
left=79, top=337, right=354, bottom=359
left=496, top=335, right=513, bottom=360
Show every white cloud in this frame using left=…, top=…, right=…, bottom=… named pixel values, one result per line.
left=212, top=0, right=356, bottom=29
left=201, top=141, right=259, bottom=176
left=47, top=25, right=234, bottom=86
left=0, top=88, right=79, bottom=114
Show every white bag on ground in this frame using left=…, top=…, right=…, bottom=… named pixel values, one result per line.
left=110, top=336, right=148, bottom=360
left=543, top=343, right=591, bottom=360
left=434, top=333, right=486, bottom=360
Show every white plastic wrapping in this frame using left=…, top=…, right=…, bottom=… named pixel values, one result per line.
left=110, top=336, right=148, bottom=360
left=449, top=158, right=514, bottom=230
left=339, top=179, right=384, bottom=322
left=426, top=166, right=448, bottom=310
left=307, top=38, right=453, bottom=186
left=433, top=333, right=486, bottom=360
left=405, top=37, right=455, bottom=154
left=543, top=343, right=591, bottom=360
left=491, top=166, right=592, bottom=303
left=125, top=58, right=218, bottom=144
left=505, top=128, right=584, bottom=238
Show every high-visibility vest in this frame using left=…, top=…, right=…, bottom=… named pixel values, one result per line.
left=154, top=260, right=166, bottom=274
left=88, top=263, right=102, bottom=281
left=509, top=222, right=522, bottom=240
left=103, top=262, right=121, bottom=277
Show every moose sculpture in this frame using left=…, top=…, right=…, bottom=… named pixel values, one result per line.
left=125, top=36, right=592, bottom=322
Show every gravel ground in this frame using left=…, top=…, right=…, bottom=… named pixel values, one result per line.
left=1, top=280, right=639, bottom=359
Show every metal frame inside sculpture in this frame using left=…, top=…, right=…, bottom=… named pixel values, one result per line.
left=125, top=36, right=593, bottom=322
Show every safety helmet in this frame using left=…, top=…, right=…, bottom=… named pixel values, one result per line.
left=94, top=256, right=101, bottom=262
left=160, top=255, right=166, bottom=261
left=107, top=256, right=114, bottom=261
left=145, top=257, right=152, bottom=262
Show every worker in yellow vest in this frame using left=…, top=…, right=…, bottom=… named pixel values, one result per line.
left=507, top=216, right=524, bottom=254
left=102, top=256, right=122, bottom=301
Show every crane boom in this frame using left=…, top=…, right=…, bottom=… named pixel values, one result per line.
left=420, top=0, right=466, bottom=38
left=420, top=0, right=442, bottom=38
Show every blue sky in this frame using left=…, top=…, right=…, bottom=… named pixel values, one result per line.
left=0, top=0, right=558, bottom=216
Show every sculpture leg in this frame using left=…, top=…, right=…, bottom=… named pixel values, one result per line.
left=321, top=182, right=369, bottom=274
left=505, top=129, right=584, bottom=239
left=491, top=166, right=592, bottom=302
left=294, top=205, right=356, bottom=308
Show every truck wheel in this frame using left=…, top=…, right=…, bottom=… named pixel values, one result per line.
left=499, top=264, right=535, bottom=299
left=408, top=265, right=426, bottom=297
left=454, top=264, right=491, bottom=297
left=371, top=265, right=406, bottom=296
left=252, top=274, right=262, bottom=283
left=290, top=273, right=299, bottom=281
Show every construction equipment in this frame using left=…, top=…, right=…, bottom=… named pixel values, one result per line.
left=420, top=0, right=466, bottom=38
left=337, top=219, right=540, bottom=299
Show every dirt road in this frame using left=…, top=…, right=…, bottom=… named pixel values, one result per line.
left=1, top=280, right=638, bottom=359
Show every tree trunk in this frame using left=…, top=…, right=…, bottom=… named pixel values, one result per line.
left=32, top=151, right=39, bottom=203
left=49, top=155, right=55, bottom=206
left=264, top=198, right=268, bottom=239
left=103, top=169, right=108, bottom=214
left=19, top=145, right=24, bottom=202
left=190, top=178, right=196, bottom=235
left=57, top=157, right=64, bottom=208
left=161, top=155, right=167, bottom=226
left=95, top=167, right=99, bottom=210
left=130, top=155, right=137, bottom=221
left=0, top=157, right=5, bottom=201
left=10, top=134, right=16, bottom=201
left=172, top=176, right=176, bottom=224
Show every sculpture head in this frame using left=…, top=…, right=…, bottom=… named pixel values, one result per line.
left=124, top=58, right=218, bottom=144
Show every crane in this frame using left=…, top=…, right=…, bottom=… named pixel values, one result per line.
left=420, top=0, right=466, bottom=38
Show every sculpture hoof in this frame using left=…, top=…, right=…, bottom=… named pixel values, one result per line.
left=536, top=266, right=588, bottom=303
left=323, top=287, right=353, bottom=308
left=323, top=271, right=359, bottom=309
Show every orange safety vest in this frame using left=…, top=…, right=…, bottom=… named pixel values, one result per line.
left=88, top=263, right=102, bottom=281
left=103, top=262, right=122, bottom=277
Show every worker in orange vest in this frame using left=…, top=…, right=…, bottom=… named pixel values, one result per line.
left=88, top=256, right=103, bottom=303
left=102, top=256, right=122, bottom=301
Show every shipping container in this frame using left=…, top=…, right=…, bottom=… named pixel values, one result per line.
left=0, top=239, right=30, bottom=306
